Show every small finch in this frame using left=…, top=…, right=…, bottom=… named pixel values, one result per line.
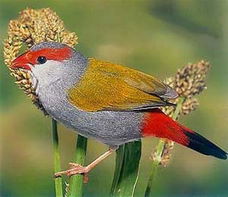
left=11, top=42, right=227, bottom=178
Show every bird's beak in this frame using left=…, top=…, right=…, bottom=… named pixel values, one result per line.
left=10, top=53, right=31, bottom=70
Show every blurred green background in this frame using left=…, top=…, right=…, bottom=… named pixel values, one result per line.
left=1, top=0, right=228, bottom=196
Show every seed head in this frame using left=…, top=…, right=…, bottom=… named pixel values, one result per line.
left=162, top=60, right=210, bottom=118
left=175, top=60, right=210, bottom=98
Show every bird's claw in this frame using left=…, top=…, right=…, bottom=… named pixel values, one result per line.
left=54, top=163, right=89, bottom=183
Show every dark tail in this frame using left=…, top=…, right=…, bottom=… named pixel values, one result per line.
left=183, top=130, right=227, bottom=160
left=142, top=109, right=227, bottom=160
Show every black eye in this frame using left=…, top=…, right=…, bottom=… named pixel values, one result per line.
left=37, top=56, right=47, bottom=64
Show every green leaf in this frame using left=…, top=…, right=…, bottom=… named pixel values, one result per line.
left=111, top=140, right=141, bottom=197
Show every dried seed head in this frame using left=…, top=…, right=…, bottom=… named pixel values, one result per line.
left=162, top=60, right=210, bottom=118
left=175, top=60, right=210, bottom=98
left=4, top=8, right=78, bottom=111
left=160, top=140, right=174, bottom=167
left=182, top=98, right=199, bottom=115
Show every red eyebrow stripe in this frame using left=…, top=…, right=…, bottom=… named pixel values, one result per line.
left=26, top=47, right=72, bottom=64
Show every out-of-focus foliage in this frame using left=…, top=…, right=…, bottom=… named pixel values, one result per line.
left=0, top=0, right=227, bottom=197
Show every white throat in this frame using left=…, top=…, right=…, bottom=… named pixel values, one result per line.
left=31, top=60, right=65, bottom=93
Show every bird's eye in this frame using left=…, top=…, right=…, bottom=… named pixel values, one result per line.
left=37, top=56, right=47, bottom=64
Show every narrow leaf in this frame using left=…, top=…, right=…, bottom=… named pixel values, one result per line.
left=111, top=140, right=141, bottom=197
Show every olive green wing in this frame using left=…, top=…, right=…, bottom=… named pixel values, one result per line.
left=68, top=58, right=178, bottom=112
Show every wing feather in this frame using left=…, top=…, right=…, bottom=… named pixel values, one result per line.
left=68, top=58, right=178, bottom=112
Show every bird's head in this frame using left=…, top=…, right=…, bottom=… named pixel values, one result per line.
left=10, top=42, right=87, bottom=91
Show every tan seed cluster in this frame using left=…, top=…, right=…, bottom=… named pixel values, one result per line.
left=162, top=60, right=210, bottom=118
left=175, top=60, right=210, bottom=98
left=160, top=140, right=174, bottom=167
left=4, top=8, right=78, bottom=108
left=181, top=97, right=199, bottom=115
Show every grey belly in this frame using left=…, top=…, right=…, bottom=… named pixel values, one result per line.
left=41, top=95, right=143, bottom=146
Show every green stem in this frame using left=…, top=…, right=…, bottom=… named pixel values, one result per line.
left=52, top=119, right=63, bottom=197
left=67, top=135, right=87, bottom=197
left=144, top=97, right=185, bottom=197
left=172, top=97, right=185, bottom=120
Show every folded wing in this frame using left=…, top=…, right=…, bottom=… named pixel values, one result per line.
left=68, top=58, right=178, bottom=112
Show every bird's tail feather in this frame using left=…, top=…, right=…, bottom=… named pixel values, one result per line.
left=142, top=109, right=227, bottom=160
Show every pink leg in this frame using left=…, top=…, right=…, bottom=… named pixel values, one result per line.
left=54, top=148, right=115, bottom=178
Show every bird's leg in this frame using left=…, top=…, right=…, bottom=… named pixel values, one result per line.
left=54, top=147, right=116, bottom=179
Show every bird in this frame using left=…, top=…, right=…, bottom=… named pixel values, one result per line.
left=10, top=41, right=227, bottom=178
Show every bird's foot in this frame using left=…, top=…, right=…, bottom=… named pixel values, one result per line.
left=54, top=163, right=89, bottom=183
left=54, top=149, right=115, bottom=183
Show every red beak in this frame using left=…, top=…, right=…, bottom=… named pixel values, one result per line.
left=10, top=53, right=31, bottom=70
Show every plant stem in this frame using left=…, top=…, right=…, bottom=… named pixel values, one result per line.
left=52, top=119, right=63, bottom=197
left=144, top=97, right=185, bottom=197
left=110, top=141, right=141, bottom=197
left=67, top=135, right=87, bottom=197
left=172, top=97, right=185, bottom=120
left=144, top=140, right=165, bottom=197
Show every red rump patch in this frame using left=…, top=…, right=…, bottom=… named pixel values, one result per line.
left=141, top=109, right=193, bottom=146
